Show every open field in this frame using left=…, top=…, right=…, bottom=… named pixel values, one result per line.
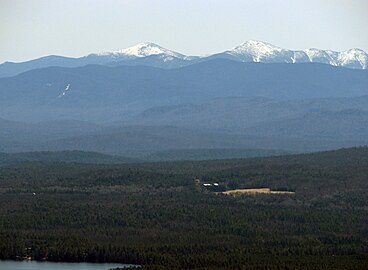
left=222, top=187, right=295, bottom=195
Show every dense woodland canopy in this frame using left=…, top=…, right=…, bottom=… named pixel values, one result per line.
left=0, top=147, right=368, bottom=269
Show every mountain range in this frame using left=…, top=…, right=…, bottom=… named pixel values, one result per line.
left=1, top=40, right=368, bottom=156
left=0, top=40, right=367, bottom=77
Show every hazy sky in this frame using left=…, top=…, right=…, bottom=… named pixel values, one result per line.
left=1, top=0, right=367, bottom=63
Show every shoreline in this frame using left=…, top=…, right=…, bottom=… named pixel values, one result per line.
left=1, top=258, right=139, bottom=268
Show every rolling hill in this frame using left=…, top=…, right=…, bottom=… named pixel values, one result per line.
left=0, top=150, right=139, bottom=166
left=0, top=60, right=367, bottom=122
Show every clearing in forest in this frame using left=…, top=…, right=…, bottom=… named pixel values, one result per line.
left=222, top=188, right=295, bottom=195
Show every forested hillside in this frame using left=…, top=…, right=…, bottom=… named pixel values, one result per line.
left=0, top=147, right=367, bottom=269
left=0, top=151, right=140, bottom=166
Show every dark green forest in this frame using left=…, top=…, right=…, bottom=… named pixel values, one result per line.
left=0, top=147, right=368, bottom=269
left=0, top=148, right=292, bottom=166
left=0, top=151, right=141, bottom=166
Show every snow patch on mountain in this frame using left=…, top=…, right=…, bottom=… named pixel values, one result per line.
left=304, top=48, right=337, bottom=65
left=58, top=84, right=71, bottom=98
left=338, top=49, right=367, bottom=69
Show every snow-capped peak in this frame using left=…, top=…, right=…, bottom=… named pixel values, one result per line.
left=302, top=48, right=368, bottom=68
left=222, top=40, right=368, bottom=68
left=108, top=42, right=187, bottom=59
left=338, top=48, right=368, bottom=69
left=227, top=40, right=287, bottom=62
left=303, top=48, right=338, bottom=65
left=90, top=40, right=367, bottom=69
left=231, top=40, right=284, bottom=54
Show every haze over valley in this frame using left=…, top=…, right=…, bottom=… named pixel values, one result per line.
left=1, top=1, right=368, bottom=269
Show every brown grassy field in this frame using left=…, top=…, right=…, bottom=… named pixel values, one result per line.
left=222, top=188, right=295, bottom=196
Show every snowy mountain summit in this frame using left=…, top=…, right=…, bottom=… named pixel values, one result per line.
left=88, top=40, right=368, bottom=69
left=224, top=40, right=367, bottom=69
left=0, top=40, right=367, bottom=78
left=228, top=40, right=286, bottom=62
left=97, top=42, right=191, bottom=61
left=113, top=42, right=187, bottom=59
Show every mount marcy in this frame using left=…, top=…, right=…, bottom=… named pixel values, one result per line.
left=1, top=40, right=367, bottom=77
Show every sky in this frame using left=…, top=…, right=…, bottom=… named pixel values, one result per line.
left=1, top=0, right=367, bottom=63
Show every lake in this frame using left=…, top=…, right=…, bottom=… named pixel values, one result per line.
left=0, top=260, right=136, bottom=270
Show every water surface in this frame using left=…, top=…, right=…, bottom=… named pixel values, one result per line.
left=0, top=260, right=135, bottom=270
